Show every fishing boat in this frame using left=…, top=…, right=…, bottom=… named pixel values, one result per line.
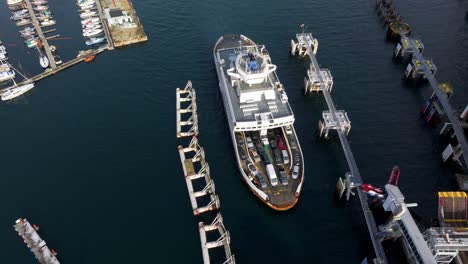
left=1, top=83, right=35, bottom=101
left=33, top=5, right=48, bottom=11
left=39, top=55, right=49, bottom=68
left=81, top=17, right=99, bottom=25
left=0, top=63, right=16, bottom=82
left=16, top=18, right=31, bottom=26
left=40, top=19, right=55, bottom=26
left=213, top=34, right=305, bottom=210
left=83, top=28, right=102, bottom=37
left=85, top=37, right=105, bottom=46
left=53, top=55, right=62, bottom=65
left=80, top=11, right=97, bottom=19
left=7, top=0, right=23, bottom=6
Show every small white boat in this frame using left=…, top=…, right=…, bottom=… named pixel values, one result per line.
left=1, top=83, right=35, bottom=101
left=0, top=64, right=16, bottom=82
left=77, top=0, right=94, bottom=5
left=82, top=28, right=102, bottom=37
left=54, top=55, right=62, bottom=65
left=34, top=5, right=48, bottom=11
left=81, top=17, right=99, bottom=25
left=7, top=0, right=23, bottom=6
left=20, top=26, right=35, bottom=34
left=80, top=11, right=97, bottom=19
left=40, top=19, right=55, bottom=26
left=80, top=4, right=95, bottom=10
left=11, top=12, right=30, bottom=20
left=83, top=23, right=101, bottom=29
left=85, top=37, right=105, bottom=46
left=31, top=0, right=47, bottom=4
left=50, top=45, right=56, bottom=53
left=39, top=55, right=49, bottom=68
left=16, top=18, right=31, bottom=26
left=0, top=53, right=7, bottom=61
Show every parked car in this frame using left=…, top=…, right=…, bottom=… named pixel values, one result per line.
left=239, top=149, right=247, bottom=161
left=274, top=148, right=282, bottom=166
left=261, top=136, right=269, bottom=145
left=292, top=165, right=300, bottom=179
left=277, top=138, right=286, bottom=150
left=257, top=173, right=268, bottom=188
left=261, top=151, right=270, bottom=164
left=269, top=139, right=277, bottom=149
left=279, top=169, right=288, bottom=186
left=246, top=137, right=254, bottom=148
left=251, top=149, right=261, bottom=163
left=281, top=150, right=290, bottom=164
left=294, top=153, right=300, bottom=165
left=285, top=125, right=293, bottom=135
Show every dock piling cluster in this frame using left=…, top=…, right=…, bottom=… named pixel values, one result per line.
left=14, top=218, right=60, bottom=264
left=176, top=81, right=235, bottom=264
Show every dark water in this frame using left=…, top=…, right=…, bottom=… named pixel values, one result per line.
left=0, top=0, right=467, bottom=263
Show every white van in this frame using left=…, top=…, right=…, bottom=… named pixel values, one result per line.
left=266, top=164, right=278, bottom=186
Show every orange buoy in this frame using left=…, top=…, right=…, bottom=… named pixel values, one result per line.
left=37, top=40, right=43, bottom=49
left=51, top=249, right=58, bottom=256
left=84, top=54, right=95, bottom=63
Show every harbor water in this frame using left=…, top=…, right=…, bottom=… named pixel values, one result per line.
left=0, top=0, right=467, bottom=263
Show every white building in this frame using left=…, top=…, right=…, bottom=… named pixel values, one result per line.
left=104, top=8, right=132, bottom=26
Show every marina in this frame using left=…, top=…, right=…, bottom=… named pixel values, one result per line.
left=0, top=0, right=146, bottom=100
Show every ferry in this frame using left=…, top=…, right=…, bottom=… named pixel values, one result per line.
left=213, top=34, right=304, bottom=210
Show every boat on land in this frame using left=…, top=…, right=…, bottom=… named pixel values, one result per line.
left=213, top=34, right=304, bottom=211
left=0, top=83, right=34, bottom=101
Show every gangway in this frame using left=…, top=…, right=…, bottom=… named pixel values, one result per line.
left=291, top=32, right=387, bottom=264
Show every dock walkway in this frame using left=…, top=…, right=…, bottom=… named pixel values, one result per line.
left=0, top=46, right=109, bottom=93
left=23, top=0, right=56, bottom=69
left=292, top=33, right=387, bottom=264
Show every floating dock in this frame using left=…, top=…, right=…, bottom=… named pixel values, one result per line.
left=98, top=0, right=147, bottom=48
left=176, top=81, right=235, bottom=264
left=14, top=218, right=60, bottom=264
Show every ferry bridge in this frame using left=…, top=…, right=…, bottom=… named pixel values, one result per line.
left=291, top=32, right=388, bottom=264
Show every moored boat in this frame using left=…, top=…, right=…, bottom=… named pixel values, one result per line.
left=85, top=37, right=105, bottom=46
left=0, top=83, right=35, bottom=101
left=53, top=55, right=62, bottom=65
left=213, top=34, right=305, bottom=211
left=33, top=5, right=48, bottom=11
left=81, top=17, right=99, bottom=25
left=83, top=23, right=101, bottom=29
left=25, top=39, right=37, bottom=48
left=16, top=18, right=31, bottom=26
left=80, top=11, right=97, bottom=19
left=39, top=55, right=49, bottom=68
left=0, top=63, right=16, bottom=82
left=84, top=54, right=95, bottom=62
left=7, top=0, right=23, bottom=6
left=82, top=28, right=102, bottom=37
left=40, top=19, right=55, bottom=26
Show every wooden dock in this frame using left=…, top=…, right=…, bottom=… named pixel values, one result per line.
left=94, top=0, right=114, bottom=50
left=0, top=47, right=109, bottom=93
left=23, top=0, right=56, bottom=69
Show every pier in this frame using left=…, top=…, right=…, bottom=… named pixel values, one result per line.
left=176, top=81, right=235, bottom=264
left=291, top=32, right=387, bottom=264
left=94, top=0, right=114, bottom=50
left=0, top=47, right=109, bottom=93
left=23, top=0, right=56, bottom=69
left=14, top=218, right=60, bottom=264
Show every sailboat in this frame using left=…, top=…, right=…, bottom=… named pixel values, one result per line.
left=39, top=55, right=49, bottom=68
left=0, top=62, right=35, bottom=101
